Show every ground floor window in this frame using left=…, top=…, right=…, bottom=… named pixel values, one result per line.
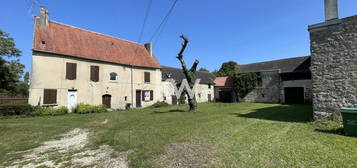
left=142, top=90, right=153, bottom=101
left=43, top=89, right=57, bottom=105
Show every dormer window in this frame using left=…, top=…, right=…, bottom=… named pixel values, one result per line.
left=110, top=72, right=118, bottom=81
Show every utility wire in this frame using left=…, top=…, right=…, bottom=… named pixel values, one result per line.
left=149, top=0, right=179, bottom=43
left=138, top=0, right=153, bottom=43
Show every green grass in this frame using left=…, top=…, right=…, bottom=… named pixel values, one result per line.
left=1, top=103, right=357, bottom=167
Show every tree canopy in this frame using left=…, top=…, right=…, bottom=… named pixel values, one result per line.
left=214, top=61, right=239, bottom=77
left=198, top=67, right=209, bottom=72
left=0, top=29, right=28, bottom=96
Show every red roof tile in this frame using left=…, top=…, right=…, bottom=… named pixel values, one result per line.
left=33, top=18, right=161, bottom=69
left=214, top=77, right=234, bottom=87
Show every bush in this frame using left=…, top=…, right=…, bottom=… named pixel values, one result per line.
left=150, top=101, right=169, bottom=108
left=32, top=106, right=68, bottom=116
left=73, top=104, right=107, bottom=114
left=0, top=104, right=33, bottom=116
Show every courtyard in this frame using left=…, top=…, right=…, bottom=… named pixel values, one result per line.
left=1, top=103, right=356, bottom=167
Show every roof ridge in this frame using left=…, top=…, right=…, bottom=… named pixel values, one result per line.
left=47, top=19, right=144, bottom=46
left=240, top=56, right=310, bottom=66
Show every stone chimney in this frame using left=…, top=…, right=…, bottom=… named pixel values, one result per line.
left=325, top=0, right=339, bottom=21
left=39, top=7, right=49, bottom=29
left=144, top=43, right=153, bottom=56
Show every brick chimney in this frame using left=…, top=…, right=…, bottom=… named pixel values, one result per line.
left=325, top=0, right=339, bottom=21
left=39, top=7, right=49, bottom=29
left=144, top=43, right=153, bottom=56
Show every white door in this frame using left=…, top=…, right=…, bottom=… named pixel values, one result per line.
left=68, top=90, right=77, bottom=112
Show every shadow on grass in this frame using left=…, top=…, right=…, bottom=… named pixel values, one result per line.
left=153, top=109, right=186, bottom=114
left=315, top=128, right=345, bottom=136
left=233, top=104, right=313, bottom=123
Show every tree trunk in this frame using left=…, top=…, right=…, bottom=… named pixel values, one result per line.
left=176, top=35, right=199, bottom=112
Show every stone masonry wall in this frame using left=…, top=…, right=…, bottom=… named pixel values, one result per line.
left=309, top=15, right=357, bottom=119
left=243, top=71, right=281, bottom=103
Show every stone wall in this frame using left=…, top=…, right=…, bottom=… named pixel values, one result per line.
left=242, top=71, right=281, bottom=103
left=309, top=15, right=357, bottom=119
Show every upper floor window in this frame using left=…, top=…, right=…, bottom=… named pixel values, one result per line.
left=144, top=72, right=150, bottom=83
left=208, top=84, right=212, bottom=89
left=110, top=72, right=118, bottom=81
left=90, top=65, right=99, bottom=82
left=66, top=62, right=77, bottom=80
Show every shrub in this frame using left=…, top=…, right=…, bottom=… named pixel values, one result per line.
left=151, top=101, right=169, bottom=108
left=32, top=106, right=68, bottom=116
left=0, top=104, right=33, bottom=116
left=73, top=104, right=107, bottom=114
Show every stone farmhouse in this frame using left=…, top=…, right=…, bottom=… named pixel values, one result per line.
left=29, top=8, right=162, bottom=109
left=29, top=8, right=215, bottom=110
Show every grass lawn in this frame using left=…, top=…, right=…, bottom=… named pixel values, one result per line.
left=1, top=103, right=357, bottom=167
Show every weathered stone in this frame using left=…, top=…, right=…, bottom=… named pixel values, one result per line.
left=309, top=15, right=357, bottom=119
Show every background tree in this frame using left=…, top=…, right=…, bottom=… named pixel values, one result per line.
left=214, top=61, right=239, bottom=77
left=0, top=29, right=27, bottom=96
left=198, top=67, right=209, bottom=72
left=176, top=35, right=199, bottom=112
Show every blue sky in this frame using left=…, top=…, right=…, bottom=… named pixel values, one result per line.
left=1, top=0, right=357, bottom=73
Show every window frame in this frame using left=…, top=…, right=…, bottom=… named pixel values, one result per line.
left=144, top=72, right=150, bottom=83
left=109, top=72, right=118, bottom=82
left=66, top=62, right=77, bottom=80
left=90, top=65, right=99, bottom=82
left=43, top=89, right=57, bottom=105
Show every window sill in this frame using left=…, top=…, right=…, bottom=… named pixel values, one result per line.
left=109, top=81, right=118, bottom=83
left=42, top=104, right=58, bottom=107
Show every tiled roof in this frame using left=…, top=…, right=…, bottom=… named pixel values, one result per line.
left=239, top=56, right=311, bottom=73
left=214, top=77, right=234, bottom=87
left=33, top=18, right=161, bottom=69
left=161, top=66, right=215, bottom=84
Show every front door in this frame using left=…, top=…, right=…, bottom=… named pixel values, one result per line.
left=208, top=94, right=212, bottom=102
left=102, top=94, right=111, bottom=108
left=136, top=90, right=141, bottom=107
left=67, top=90, right=77, bottom=112
left=172, top=95, right=178, bottom=105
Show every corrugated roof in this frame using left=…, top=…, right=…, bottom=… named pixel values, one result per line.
left=214, top=77, right=234, bottom=87
left=161, top=66, right=215, bottom=84
left=239, top=56, right=311, bottom=73
left=33, top=18, right=161, bottom=69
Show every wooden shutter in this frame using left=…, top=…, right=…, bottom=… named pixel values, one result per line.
left=144, top=72, right=150, bottom=83
left=43, top=89, right=57, bottom=104
left=90, top=66, right=99, bottom=82
left=150, top=90, right=153, bottom=101
left=66, top=63, right=77, bottom=80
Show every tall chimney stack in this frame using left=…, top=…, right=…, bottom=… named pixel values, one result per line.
left=144, top=43, right=153, bottom=56
left=39, top=7, right=49, bottom=29
left=325, top=0, right=339, bottom=21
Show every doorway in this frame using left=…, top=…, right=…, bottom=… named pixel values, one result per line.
left=67, top=90, right=77, bottom=112
left=172, top=95, right=178, bottom=105
left=284, top=87, right=304, bottom=104
left=136, top=90, right=141, bottom=107
left=102, top=94, right=112, bottom=108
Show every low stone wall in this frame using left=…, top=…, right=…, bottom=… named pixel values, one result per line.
left=309, top=15, right=357, bottom=119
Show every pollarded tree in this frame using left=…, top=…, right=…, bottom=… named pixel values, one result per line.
left=176, top=35, right=199, bottom=112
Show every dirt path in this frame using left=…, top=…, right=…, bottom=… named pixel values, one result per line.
left=5, top=128, right=131, bottom=168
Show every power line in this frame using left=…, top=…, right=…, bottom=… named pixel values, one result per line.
left=138, top=0, right=153, bottom=43
left=149, top=0, right=179, bottom=43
